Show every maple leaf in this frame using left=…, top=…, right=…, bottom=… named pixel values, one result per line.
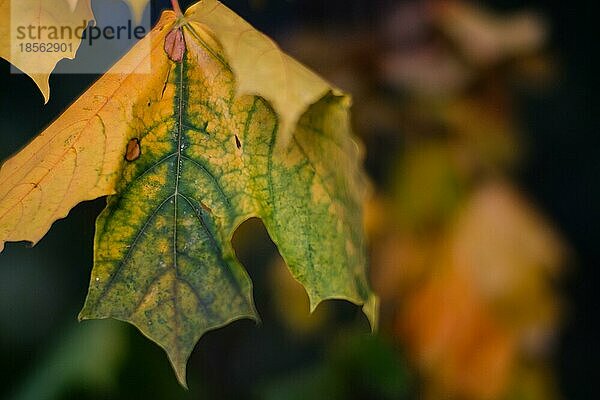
left=0, top=1, right=377, bottom=385
left=0, top=0, right=93, bottom=102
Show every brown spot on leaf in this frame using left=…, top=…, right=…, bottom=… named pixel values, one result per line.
left=125, top=138, right=141, bottom=162
left=235, top=134, right=241, bottom=149
left=164, top=28, right=186, bottom=63
left=199, top=201, right=213, bottom=215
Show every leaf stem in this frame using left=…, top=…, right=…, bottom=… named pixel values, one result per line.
left=170, top=0, right=183, bottom=16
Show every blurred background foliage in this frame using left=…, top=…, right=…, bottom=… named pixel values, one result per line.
left=1, top=0, right=598, bottom=399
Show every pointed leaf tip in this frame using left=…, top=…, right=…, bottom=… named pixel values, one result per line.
left=0, top=0, right=94, bottom=102
left=363, top=294, right=380, bottom=332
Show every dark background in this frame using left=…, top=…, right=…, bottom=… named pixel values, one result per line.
left=1, top=0, right=597, bottom=398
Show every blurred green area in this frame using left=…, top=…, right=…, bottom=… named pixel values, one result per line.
left=1, top=0, right=598, bottom=399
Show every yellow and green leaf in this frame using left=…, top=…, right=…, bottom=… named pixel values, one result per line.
left=0, top=1, right=377, bottom=386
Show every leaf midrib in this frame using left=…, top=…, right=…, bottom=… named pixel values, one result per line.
left=171, top=59, right=185, bottom=336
